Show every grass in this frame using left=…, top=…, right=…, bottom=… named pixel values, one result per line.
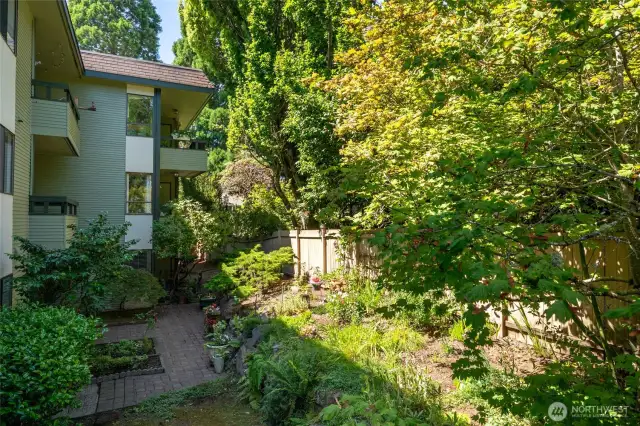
left=125, top=378, right=232, bottom=420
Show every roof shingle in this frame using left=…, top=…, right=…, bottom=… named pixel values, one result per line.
left=81, top=50, right=214, bottom=90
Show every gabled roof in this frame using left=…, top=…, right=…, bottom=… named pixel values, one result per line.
left=81, top=50, right=215, bottom=92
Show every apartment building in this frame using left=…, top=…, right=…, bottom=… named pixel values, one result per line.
left=0, top=1, right=214, bottom=306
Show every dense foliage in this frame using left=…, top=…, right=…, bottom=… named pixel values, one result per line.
left=206, top=245, right=294, bottom=300
left=175, top=0, right=367, bottom=227
left=0, top=305, right=102, bottom=423
left=68, top=0, right=161, bottom=60
left=324, top=0, right=640, bottom=422
left=11, top=214, right=136, bottom=315
left=107, top=267, right=166, bottom=311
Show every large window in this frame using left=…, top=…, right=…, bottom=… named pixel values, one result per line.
left=127, top=173, right=152, bottom=214
left=127, top=94, right=153, bottom=137
left=0, top=0, right=17, bottom=54
left=1, top=274, right=12, bottom=308
left=0, top=125, right=14, bottom=195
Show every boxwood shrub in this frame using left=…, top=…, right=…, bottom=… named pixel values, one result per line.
left=0, top=304, right=102, bottom=423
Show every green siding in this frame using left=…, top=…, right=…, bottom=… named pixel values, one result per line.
left=13, top=3, right=33, bottom=264
left=160, top=148, right=207, bottom=173
left=31, top=99, right=67, bottom=137
left=67, top=103, right=80, bottom=152
left=29, top=216, right=76, bottom=249
left=33, top=82, right=126, bottom=227
left=31, top=99, right=80, bottom=155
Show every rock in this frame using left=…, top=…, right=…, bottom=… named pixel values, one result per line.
left=95, top=411, right=120, bottom=425
left=235, top=345, right=247, bottom=375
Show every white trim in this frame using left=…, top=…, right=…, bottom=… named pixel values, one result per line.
left=127, top=84, right=154, bottom=97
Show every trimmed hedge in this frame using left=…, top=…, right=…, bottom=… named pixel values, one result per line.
left=0, top=305, right=102, bottom=423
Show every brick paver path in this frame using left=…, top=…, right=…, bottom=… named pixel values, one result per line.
left=65, top=304, right=220, bottom=418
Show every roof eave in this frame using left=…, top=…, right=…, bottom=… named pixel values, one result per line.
left=84, top=70, right=215, bottom=94
left=57, top=0, right=85, bottom=77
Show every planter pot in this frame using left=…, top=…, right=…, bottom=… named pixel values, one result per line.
left=206, top=344, right=228, bottom=371
left=179, top=295, right=187, bottom=304
left=200, top=297, right=216, bottom=309
left=212, top=356, right=224, bottom=373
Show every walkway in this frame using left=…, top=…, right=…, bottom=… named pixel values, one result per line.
left=66, top=304, right=221, bottom=418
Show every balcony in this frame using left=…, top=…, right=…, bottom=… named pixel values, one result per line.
left=31, top=80, right=81, bottom=156
left=160, top=137, right=209, bottom=177
left=28, top=196, right=78, bottom=250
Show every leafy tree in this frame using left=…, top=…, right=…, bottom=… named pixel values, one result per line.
left=11, top=214, right=136, bottom=315
left=69, top=0, right=161, bottom=61
left=330, top=0, right=640, bottom=421
left=108, top=267, right=166, bottom=311
left=0, top=305, right=102, bottom=423
left=177, top=0, right=365, bottom=227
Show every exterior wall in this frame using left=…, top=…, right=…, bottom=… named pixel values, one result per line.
left=0, top=195, right=13, bottom=278
left=160, top=148, right=207, bottom=173
left=126, top=136, right=153, bottom=172
left=33, top=82, right=127, bottom=227
left=29, top=215, right=76, bottom=249
left=125, top=84, right=155, bottom=249
left=67, top=102, right=80, bottom=151
left=31, top=99, right=80, bottom=155
left=124, top=214, right=152, bottom=250
left=13, top=2, right=33, bottom=259
left=0, top=11, right=19, bottom=281
left=0, top=41, right=16, bottom=134
left=31, top=99, right=67, bottom=137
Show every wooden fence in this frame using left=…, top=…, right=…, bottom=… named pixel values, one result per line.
left=212, top=229, right=637, bottom=347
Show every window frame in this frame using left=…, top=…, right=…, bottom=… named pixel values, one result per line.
left=126, top=172, right=153, bottom=215
left=126, top=94, right=154, bottom=137
left=0, top=125, right=14, bottom=195
left=1, top=274, right=12, bottom=308
left=0, top=0, right=17, bottom=54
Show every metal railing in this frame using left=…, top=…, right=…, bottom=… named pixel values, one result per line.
left=160, top=137, right=209, bottom=150
left=31, top=80, right=81, bottom=122
left=29, top=196, right=78, bottom=216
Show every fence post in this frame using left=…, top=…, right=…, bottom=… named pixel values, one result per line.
left=321, top=225, right=327, bottom=274
left=296, top=228, right=302, bottom=277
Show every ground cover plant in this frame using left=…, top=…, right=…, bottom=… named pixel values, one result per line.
left=89, top=338, right=157, bottom=376
left=0, top=305, right=102, bottom=423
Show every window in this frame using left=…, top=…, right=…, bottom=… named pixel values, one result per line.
left=127, top=94, right=153, bottom=137
left=127, top=173, right=152, bottom=214
left=128, top=250, right=151, bottom=271
left=1, top=274, right=12, bottom=308
left=0, top=125, right=14, bottom=194
left=0, top=0, right=17, bottom=54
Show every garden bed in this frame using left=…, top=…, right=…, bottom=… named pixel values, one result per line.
left=89, top=338, right=164, bottom=382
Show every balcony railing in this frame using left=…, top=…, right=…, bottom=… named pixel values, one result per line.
left=32, top=80, right=80, bottom=122
left=29, top=196, right=78, bottom=216
left=160, top=137, right=209, bottom=150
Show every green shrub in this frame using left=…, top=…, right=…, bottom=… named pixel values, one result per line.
left=231, top=314, right=264, bottom=337
left=205, top=245, right=294, bottom=300
left=274, top=294, right=309, bottom=316
left=0, top=305, right=102, bottom=423
left=90, top=354, right=149, bottom=376
left=10, top=214, right=136, bottom=314
left=316, top=395, right=426, bottom=426
left=89, top=339, right=155, bottom=376
left=448, top=319, right=469, bottom=342
left=107, top=267, right=166, bottom=310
